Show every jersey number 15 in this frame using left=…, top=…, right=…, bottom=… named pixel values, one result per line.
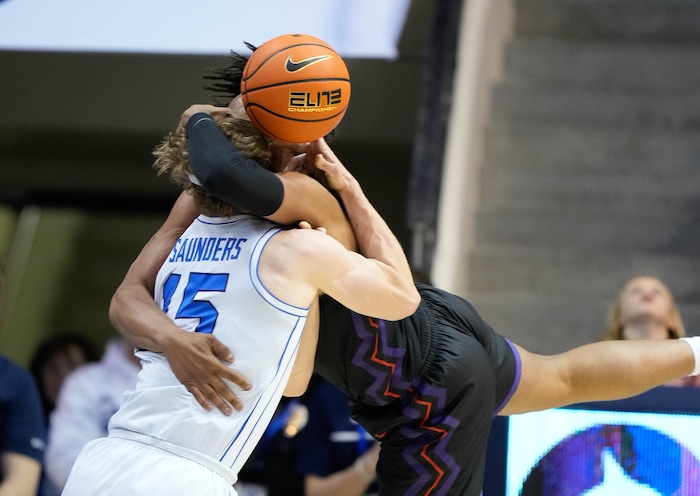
left=161, top=272, right=229, bottom=334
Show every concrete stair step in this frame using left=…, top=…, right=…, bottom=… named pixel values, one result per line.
left=468, top=246, right=700, bottom=299
left=464, top=292, right=700, bottom=354
left=504, top=38, right=700, bottom=90
left=491, top=83, right=700, bottom=129
left=460, top=0, right=700, bottom=355
left=484, top=121, right=700, bottom=172
left=473, top=207, right=700, bottom=253
left=480, top=166, right=700, bottom=214
left=514, top=0, right=700, bottom=41
left=466, top=294, right=611, bottom=354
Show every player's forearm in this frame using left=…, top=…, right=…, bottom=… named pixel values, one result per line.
left=186, top=113, right=284, bottom=216
left=109, top=283, right=181, bottom=353
left=337, top=178, right=418, bottom=309
left=551, top=340, right=695, bottom=409
left=506, top=340, right=690, bottom=416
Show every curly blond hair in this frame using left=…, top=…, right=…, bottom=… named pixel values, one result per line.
left=153, top=116, right=272, bottom=217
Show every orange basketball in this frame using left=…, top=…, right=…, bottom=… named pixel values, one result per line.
left=241, top=33, right=351, bottom=144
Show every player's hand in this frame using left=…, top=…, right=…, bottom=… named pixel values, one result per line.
left=162, top=330, right=251, bottom=415
left=283, top=138, right=350, bottom=191
left=297, top=220, right=327, bottom=234
left=177, top=104, right=233, bottom=131
left=307, top=138, right=354, bottom=193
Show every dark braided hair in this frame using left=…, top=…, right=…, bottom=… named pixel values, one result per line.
left=202, top=42, right=256, bottom=105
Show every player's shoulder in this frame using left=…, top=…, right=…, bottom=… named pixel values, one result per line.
left=273, top=226, right=340, bottom=255
left=263, top=228, right=345, bottom=285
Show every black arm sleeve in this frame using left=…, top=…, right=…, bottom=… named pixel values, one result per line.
left=185, top=113, right=284, bottom=217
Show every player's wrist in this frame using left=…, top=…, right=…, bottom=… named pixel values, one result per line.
left=336, top=176, right=362, bottom=199
left=160, top=326, right=189, bottom=356
left=680, top=337, right=700, bottom=376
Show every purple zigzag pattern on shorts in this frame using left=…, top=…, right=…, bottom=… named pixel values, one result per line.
left=350, top=312, right=386, bottom=405
left=400, top=380, right=461, bottom=496
left=350, top=312, right=412, bottom=405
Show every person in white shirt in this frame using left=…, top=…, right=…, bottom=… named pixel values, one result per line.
left=44, top=338, right=140, bottom=491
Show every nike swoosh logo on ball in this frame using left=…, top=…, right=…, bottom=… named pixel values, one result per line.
left=285, top=55, right=333, bottom=72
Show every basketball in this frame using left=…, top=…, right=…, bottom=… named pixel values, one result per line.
left=241, top=33, right=351, bottom=144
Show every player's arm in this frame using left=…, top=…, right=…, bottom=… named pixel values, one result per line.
left=280, top=228, right=417, bottom=321
left=284, top=298, right=320, bottom=397
left=500, top=339, right=696, bottom=416
left=109, top=191, right=251, bottom=415
left=307, top=138, right=418, bottom=308
left=185, top=111, right=357, bottom=251
left=267, top=140, right=419, bottom=320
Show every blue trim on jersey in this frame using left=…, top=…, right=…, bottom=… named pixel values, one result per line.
left=249, top=227, right=310, bottom=317
left=221, top=317, right=305, bottom=466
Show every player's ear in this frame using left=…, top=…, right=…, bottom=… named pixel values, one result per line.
left=228, top=95, right=247, bottom=120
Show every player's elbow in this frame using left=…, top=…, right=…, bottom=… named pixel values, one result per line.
left=108, top=287, right=126, bottom=330
left=402, top=287, right=422, bottom=317
left=384, top=286, right=421, bottom=321
left=408, top=287, right=421, bottom=312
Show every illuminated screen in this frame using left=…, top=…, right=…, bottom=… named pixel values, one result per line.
left=485, top=387, right=700, bottom=496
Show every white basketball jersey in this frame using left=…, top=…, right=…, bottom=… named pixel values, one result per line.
left=109, top=214, right=308, bottom=478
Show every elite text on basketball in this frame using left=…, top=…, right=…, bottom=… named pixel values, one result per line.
left=288, top=89, right=342, bottom=111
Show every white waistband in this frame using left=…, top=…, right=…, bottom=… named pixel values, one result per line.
left=110, top=429, right=238, bottom=486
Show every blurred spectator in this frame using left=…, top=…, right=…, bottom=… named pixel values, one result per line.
left=30, top=333, right=99, bottom=496
left=30, top=333, right=99, bottom=421
left=0, top=263, right=45, bottom=496
left=0, top=354, right=46, bottom=496
left=297, top=375, right=379, bottom=496
left=506, top=275, right=697, bottom=495
left=234, top=396, right=307, bottom=496
left=44, top=337, right=140, bottom=492
left=602, top=275, right=685, bottom=341
left=601, top=274, right=698, bottom=388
